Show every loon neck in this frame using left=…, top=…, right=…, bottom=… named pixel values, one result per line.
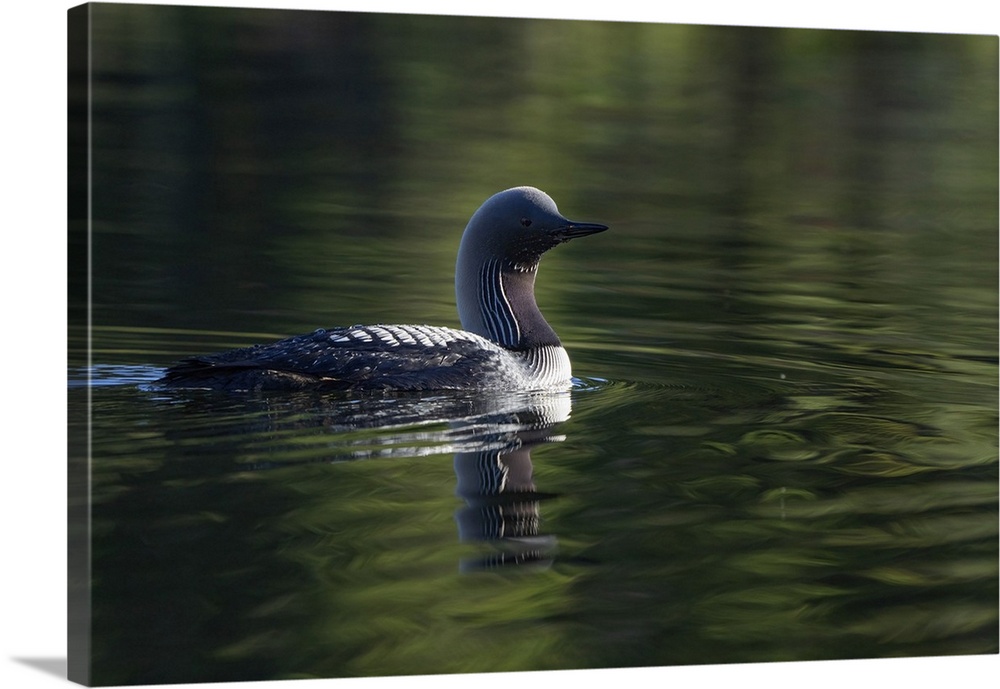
left=457, top=257, right=561, bottom=350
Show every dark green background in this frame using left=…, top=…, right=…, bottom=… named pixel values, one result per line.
left=69, top=4, right=997, bottom=685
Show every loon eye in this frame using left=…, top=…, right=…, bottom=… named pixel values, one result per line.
left=520, top=217, right=532, bottom=227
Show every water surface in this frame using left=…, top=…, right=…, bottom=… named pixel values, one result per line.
left=69, top=6, right=998, bottom=686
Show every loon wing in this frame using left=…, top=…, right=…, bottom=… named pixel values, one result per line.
left=159, top=325, right=505, bottom=391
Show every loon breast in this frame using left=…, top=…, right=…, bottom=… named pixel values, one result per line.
left=158, top=187, right=606, bottom=392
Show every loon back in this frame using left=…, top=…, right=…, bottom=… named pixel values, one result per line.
left=159, top=187, right=607, bottom=392
left=159, top=324, right=572, bottom=392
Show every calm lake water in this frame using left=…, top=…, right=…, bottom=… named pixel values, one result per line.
left=69, top=5, right=998, bottom=686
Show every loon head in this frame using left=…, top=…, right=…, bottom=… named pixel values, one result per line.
left=455, top=187, right=608, bottom=349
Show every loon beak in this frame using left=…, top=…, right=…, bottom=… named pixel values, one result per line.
left=551, top=221, right=609, bottom=241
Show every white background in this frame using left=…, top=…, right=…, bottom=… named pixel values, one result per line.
left=3, top=1, right=998, bottom=688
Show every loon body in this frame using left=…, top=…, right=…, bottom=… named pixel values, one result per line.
left=158, top=186, right=607, bottom=392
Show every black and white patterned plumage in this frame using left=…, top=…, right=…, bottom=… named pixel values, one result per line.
left=161, top=325, right=530, bottom=391
left=159, top=187, right=606, bottom=392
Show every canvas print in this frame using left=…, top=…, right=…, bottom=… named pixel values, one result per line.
left=68, top=3, right=998, bottom=686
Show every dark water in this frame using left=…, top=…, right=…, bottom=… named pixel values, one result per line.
left=69, top=5, right=998, bottom=686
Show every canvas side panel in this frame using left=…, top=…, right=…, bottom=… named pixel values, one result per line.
left=67, top=3, right=92, bottom=686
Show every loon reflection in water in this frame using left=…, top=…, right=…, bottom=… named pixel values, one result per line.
left=159, top=387, right=572, bottom=572
left=158, top=187, right=607, bottom=392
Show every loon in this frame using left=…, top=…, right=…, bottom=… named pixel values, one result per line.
left=158, top=186, right=608, bottom=392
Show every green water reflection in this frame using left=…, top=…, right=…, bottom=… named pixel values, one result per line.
left=71, top=4, right=997, bottom=686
